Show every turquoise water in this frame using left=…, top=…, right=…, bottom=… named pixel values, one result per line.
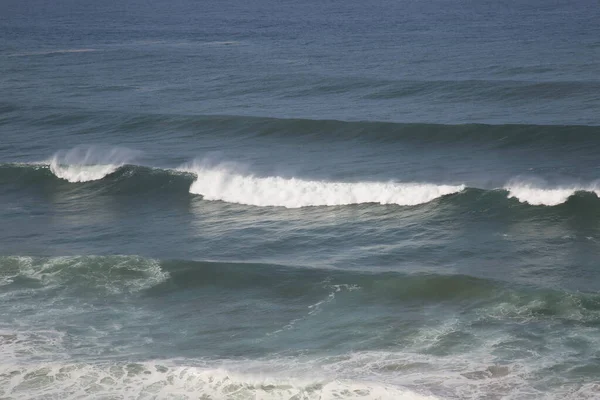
left=1, top=0, right=600, bottom=398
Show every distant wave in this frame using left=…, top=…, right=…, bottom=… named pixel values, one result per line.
left=13, top=112, right=600, bottom=148
left=184, top=164, right=465, bottom=208
left=8, top=48, right=97, bottom=57
left=192, top=114, right=600, bottom=148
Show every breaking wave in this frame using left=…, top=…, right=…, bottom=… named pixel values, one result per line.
left=48, top=146, right=140, bottom=183
left=185, top=164, right=465, bottom=208
left=505, top=181, right=600, bottom=206
left=2, top=157, right=600, bottom=208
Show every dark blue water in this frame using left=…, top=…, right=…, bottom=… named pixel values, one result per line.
left=1, top=0, right=600, bottom=398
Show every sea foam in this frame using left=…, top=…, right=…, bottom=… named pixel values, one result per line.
left=186, top=165, right=464, bottom=208
left=0, top=361, right=439, bottom=400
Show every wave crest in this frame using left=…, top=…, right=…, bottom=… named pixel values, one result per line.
left=186, top=165, right=464, bottom=208
left=505, top=181, right=600, bottom=206
left=48, top=146, right=139, bottom=183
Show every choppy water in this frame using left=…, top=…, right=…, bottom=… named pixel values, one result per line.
left=1, top=0, right=600, bottom=399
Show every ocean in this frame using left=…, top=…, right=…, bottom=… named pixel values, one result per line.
left=1, top=0, right=600, bottom=398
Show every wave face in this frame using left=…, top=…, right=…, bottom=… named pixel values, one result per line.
left=186, top=164, right=465, bottom=208
left=48, top=146, right=140, bottom=183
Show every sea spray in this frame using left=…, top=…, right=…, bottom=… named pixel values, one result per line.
left=49, top=145, right=140, bottom=183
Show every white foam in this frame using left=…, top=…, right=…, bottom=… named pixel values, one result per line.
left=48, top=145, right=139, bottom=183
left=505, top=182, right=600, bottom=206
left=0, top=333, right=586, bottom=399
left=185, top=165, right=464, bottom=208
left=0, top=361, right=439, bottom=400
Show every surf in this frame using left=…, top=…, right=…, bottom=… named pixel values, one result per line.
left=185, top=164, right=465, bottom=208
left=505, top=180, right=600, bottom=206
left=0, top=359, right=439, bottom=400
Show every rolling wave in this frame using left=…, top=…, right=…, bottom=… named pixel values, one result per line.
left=7, top=111, right=600, bottom=148
left=2, top=161, right=600, bottom=208
left=186, top=114, right=600, bottom=149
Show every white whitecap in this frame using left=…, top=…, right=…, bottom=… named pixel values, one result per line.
left=505, top=180, right=600, bottom=206
left=183, top=164, right=464, bottom=208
